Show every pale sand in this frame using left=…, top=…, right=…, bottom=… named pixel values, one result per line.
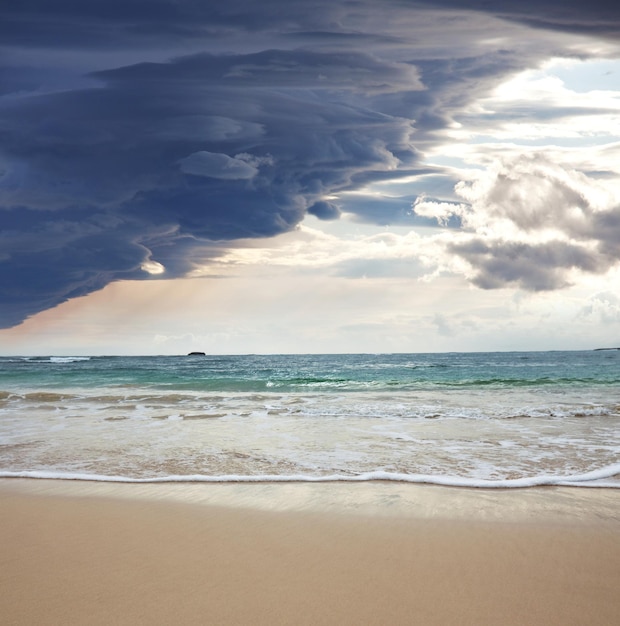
left=1, top=480, right=619, bottom=625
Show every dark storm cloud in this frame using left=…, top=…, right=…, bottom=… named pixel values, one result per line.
left=0, top=206, right=151, bottom=326
left=307, top=201, right=341, bottom=221
left=418, top=0, right=620, bottom=36
left=0, top=66, right=47, bottom=96
left=3, top=0, right=617, bottom=50
left=1, top=0, right=619, bottom=327
left=95, top=49, right=423, bottom=93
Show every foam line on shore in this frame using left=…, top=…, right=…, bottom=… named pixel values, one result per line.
left=2, top=463, right=619, bottom=488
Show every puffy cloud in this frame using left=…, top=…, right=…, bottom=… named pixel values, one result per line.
left=579, top=291, right=620, bottom=324
left=454, top=154, right=613, bottom=233
left=412, top=196, right=467, bottom=226
left=418, top=153, right=620, bottom=290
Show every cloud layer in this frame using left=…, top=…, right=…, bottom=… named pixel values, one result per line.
left=1, top=0, right=619, bottom=327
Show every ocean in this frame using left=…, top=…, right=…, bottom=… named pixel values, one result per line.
left=0, top=351, right=619, bottom=488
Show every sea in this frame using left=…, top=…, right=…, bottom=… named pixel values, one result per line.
left=0, top=351, right=619, bottom=488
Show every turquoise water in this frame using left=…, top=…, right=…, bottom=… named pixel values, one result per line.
left=1, top=351, right=619, bottom=486
left=2, top=351, right=619, bottom=391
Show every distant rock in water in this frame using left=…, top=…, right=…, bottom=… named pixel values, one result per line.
left=187, top=351, right=206, bottom=356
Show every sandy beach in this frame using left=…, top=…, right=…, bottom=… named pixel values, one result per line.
left=1, top=480, right=619, bottom=626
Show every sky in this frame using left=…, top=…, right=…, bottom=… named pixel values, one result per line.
left=1, top=0, right=620, bottom=355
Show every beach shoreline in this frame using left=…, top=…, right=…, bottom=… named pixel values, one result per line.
left=2, top=479, right=619, bottom=625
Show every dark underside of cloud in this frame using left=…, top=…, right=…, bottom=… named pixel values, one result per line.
left=420, top=1, right=620, bottom=33
left=449, top=238, right=609, bottom=291
left=0, top=0, right=619, bottom=327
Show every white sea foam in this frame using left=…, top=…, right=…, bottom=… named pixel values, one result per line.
left=1, top=463, right=620, bottom=488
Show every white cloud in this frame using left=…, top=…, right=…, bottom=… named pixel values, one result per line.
left=455, top=153, right=613, bottom=234
left=187, top=219, right=440, bottom=282
left=451, top=59, right=620, bottom=144
left=412, top=196, right=468, bottom=226
left=579, top=291, right=620, bottom=324
left=141, top=260, right=166, bottom=275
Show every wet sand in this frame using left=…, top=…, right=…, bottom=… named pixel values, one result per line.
left=1, top=479, right=619, bottom=625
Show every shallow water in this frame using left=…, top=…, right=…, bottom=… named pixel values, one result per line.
left=1, top=351, right=618, bottom=487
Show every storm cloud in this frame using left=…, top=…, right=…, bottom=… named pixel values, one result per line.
left=1, top=0, right=619, bottom=327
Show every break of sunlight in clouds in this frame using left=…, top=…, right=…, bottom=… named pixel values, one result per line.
left=189, top=223, right=433, bottom=278
left=461, top=63, right=620, bottom=143
left=407, top=56, right=620, bottom=294
left=140, top=260, right=166, bottom=275
left=3, top=257, right=618, bottom=356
